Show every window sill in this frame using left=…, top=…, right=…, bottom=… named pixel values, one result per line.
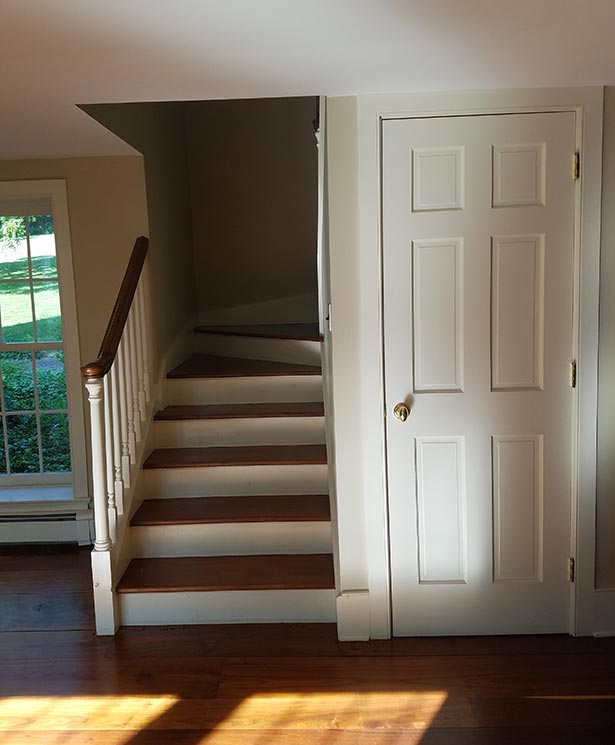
left=0, top=486, right=90, bottom=517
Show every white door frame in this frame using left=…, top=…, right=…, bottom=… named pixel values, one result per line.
left=336, top=88, right=604, bottom=639
left=0, top=179, right=89, bottom=514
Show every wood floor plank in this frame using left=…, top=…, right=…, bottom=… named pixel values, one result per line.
left=0, top=593, right=94, bottom=632
left=143, top=444, right=327, bottom=469
left=116, top=554, right=336, bottom=593
left=217, top=654, right=615, bottom=697
left=167, top=354, right=321, bottom=379
left=155, top=402, right=325, bottom=420
left=195, top=323, right=321, bottom=341
left=131, top=495, right=331, bottom=526
left=101, top=624, right=615, bottom=660
left=0, top=657, right=222, bottom=698
left=0, top=544, right=92, bottom=593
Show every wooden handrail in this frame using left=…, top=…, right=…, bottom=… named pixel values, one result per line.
left=81, top=236, right=149, bottom=379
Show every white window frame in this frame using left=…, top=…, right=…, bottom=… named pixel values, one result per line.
left=0, top=180, right=88, bottom=512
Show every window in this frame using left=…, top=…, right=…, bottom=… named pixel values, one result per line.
left=0, top=182, right=87, bottom=505
left=0, top=208, right=71, bottom=477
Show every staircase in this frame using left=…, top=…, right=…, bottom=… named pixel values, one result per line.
left=114, top=323, right=337, bottom=626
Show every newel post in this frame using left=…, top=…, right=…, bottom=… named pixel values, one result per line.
left=85, top=377, right=112, bottom=552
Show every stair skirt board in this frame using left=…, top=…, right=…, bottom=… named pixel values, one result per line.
left=193, top=333, right=321, bottom=366
left=154, top=417, right=326, bottom=448
left=131, top=521, right=332, bottom=558
left=141, top=464, right=330, bottom=499
left=118, top=589, right=337, bottom=625
left=165, top=376, right=323, bottom=405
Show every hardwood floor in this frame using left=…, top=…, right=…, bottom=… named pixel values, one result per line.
left=1, top=545, right=614, bottom=744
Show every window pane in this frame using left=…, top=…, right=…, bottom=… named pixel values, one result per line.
left=28, top=215, right=57, bottom=278
left=0, top=428, right=6, bottom=474
left=0, top=216, right=29, bottom=280
left=7, top=414, right=40, bottom=473
left=41, top=413, right=70, bottom=472
left=33, top=280, right=62, bottom=342
left=1, top=351, right=34, bottom=411
left=0, top=281, right=35, bottom=343
left=35, top=350, right=67, bottom=410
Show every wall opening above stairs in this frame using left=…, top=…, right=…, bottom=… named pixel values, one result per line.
left=82, top=96, right=319, bottom=342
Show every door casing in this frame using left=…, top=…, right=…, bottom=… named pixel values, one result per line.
left=326, top=88, right=604, bottom=640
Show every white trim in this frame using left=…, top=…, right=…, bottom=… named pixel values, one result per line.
left=328, top=87, right=604, bottom=640
left=0, top=180, right=88, bottom=507
left=318, top=97, right=342, bottom=610
left=0, top=515, right=93, bottom=545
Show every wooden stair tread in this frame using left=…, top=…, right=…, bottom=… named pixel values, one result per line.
left=195, top=323, right=321, bottom=341
left=167, top=354, right=321, bottom=379
left=116, top=554, right=335, bottom=593
left=154, top=402, right=325, bottom=421
left=131, top=495, right=331, bottom=526
left=143, top=444, right=327, bottom=469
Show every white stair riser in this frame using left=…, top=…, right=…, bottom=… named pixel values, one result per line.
left=131, top=521, right=332, bottom=558
left=194, top=333, right=321, bottom=366
left=165, top=376, right=323, bottom=405
left=119, top=589, right=336, bottom=625
left=142, top=464, right=329, bottom=499
left=154, top=417, right=325, bottom=448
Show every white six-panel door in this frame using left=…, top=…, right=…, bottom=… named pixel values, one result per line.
left=383, top=112, right=576, bottom=635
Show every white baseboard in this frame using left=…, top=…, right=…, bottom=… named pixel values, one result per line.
left=198, top=293, right=319, bottom=326
left=336, top=590, right=371, bottom=641
left=0, top=516, right=93, bottom=545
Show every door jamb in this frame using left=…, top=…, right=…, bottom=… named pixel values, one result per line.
left=350, top=88, right=604, bottom=639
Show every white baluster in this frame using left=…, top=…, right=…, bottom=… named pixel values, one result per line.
left=110, top=360, right=125, bottom=515
left=125, top=313, right=141, bottom=446
left=117, top=339, right=131, bottom=487
left=138, top=271, right=151, bottom=402
left=122, top=333, right=137, bottom=461
left=134, top=288, right=146, bottom=422
left=85, top=378, right=111, bottom=552
left=128, top=308, right=142, bottom=440
left=103, top=375, right=117, bottom=543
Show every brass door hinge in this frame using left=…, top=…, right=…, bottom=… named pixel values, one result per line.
left=573, top=152, right=581, bottom=180
left=570, top=359, right=577, bottom=388
left=568, top=557, right=576, bottom=582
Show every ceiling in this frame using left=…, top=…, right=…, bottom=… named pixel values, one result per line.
left=2, top=0, right=615, bottom=159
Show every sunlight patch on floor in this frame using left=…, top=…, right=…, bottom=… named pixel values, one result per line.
left=0, top=690, right=450, bottom=734
left=0, top=695, right=179, bottom=733
left=210, top=690, right=450, bottom=731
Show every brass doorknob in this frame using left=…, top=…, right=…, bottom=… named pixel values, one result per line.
left=393, top=403, right=409, bottom=422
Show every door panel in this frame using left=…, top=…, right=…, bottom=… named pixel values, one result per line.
left=383, top=112, right=576, bottom=635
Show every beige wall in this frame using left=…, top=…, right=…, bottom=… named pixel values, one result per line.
left=186, top=97, right=319, bottom=324
left=82, top=103, right=196, bottom=357
left=0, top=156, right=148, bottom=364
